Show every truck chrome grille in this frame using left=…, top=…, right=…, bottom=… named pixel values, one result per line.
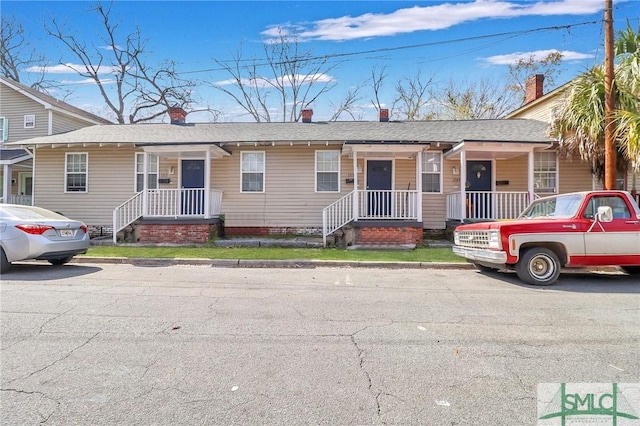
left=456, top=230, right=490, bottom=248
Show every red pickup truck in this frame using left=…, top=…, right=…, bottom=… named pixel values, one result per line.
left=453, top=190, right=640, bottom=285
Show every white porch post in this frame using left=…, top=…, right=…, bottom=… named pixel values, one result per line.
left=528, top=151, right=535, bottom=203
left=204, top=149, right=211, bottom=219
left=352, top=152, right=359, bottom=221
left=459, top=150, right=467, bottom=221
left=2, top=164, right=11, bottom=203
left=416, top=152, right=423, bottom=222
left=142, top=152, right=149, bottom=216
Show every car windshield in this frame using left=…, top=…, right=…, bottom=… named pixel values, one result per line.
left=519, top=193, right=585, bottom=219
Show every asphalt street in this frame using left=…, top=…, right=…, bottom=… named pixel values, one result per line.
left=1, top=262, right=639, bottom=425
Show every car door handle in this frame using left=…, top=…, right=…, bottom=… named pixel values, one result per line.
left=625, top=221, right=640, bottom=225
left=562, top=224, right=577, bottom=229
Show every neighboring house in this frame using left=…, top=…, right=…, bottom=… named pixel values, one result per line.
left=7, top=102, right=604, bottom=246
left=0, top=76, right=111, bottom=205
left=508, top=74, right=640, bottom=204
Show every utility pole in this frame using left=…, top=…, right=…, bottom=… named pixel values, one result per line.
left=604, top=0, right=616, bottom=190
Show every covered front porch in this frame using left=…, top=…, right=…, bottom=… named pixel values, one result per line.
left=443, top=140, right=552, bottom=222
left=322, top=142, right=428, bottom=246
left=113, top=143, right=229, bottom=243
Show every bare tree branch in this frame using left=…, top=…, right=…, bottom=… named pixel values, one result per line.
left=45, top=1, right=196, bottom=124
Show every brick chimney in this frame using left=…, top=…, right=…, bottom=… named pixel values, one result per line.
left=168, top=106, right=187, bottom=124
left=302, top=109, right=313, bottom=123
left=379, top=108, right=389, bottom=122
left=525, top=74, right=545, bottom=104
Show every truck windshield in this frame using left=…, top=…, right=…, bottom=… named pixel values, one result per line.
left=519, top=193, right=585, bottom=219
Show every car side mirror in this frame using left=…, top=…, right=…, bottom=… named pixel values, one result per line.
left=596, top=206, right=613, bottom=223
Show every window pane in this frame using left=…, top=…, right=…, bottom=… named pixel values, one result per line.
left=422, top=174, right=440, bottom=193
left=534, top=152, right=557, bottom=193
left=242, top=152, right=264, bottom=172
left=67, top=174, right=86, bottom=192
left=242, top=173, right=263, bottom=192
left=317, top=172, right=338, bottom=192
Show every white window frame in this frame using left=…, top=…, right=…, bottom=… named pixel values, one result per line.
left=421, top=151, right=442, bottom=194
left=65, top=152, right=88, bottom=193
left=315, top=150, right=340, bottom=193
left=240, top=151, right=265, bottom=193
left=24, top=114, right=36, bottom=129
left=534, top=151, right=558, bottom=194
left=0, top=117, right=7, bottom=141
left=135, top=153, right=159, bottom=192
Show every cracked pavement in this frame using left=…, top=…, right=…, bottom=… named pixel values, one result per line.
left=1, top=262, right=639, bottom=425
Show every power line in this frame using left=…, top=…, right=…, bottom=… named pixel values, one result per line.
left=179, top=20, right=601, bottom=75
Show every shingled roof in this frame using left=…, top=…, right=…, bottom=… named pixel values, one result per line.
left=6, top=119, right=554, bottom=147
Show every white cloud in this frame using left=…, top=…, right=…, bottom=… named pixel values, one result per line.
left=26, top=63, right=124, bottom=74
left=482, top=49, right=594, bottom=65
left=265, top=0, right=604, bottom=42
left=215, top=73, right=335, bottom=88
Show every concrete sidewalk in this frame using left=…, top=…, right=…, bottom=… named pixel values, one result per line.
left=73, top=256, right=473, bottom=269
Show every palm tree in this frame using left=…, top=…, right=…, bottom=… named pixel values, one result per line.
left=551, top=23, right=640, bottom=180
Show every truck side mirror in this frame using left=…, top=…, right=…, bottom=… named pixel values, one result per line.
left=596, top=206, right=613, bottom=223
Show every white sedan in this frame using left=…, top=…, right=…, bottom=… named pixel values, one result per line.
left=0, top=204, right=89, bottom=273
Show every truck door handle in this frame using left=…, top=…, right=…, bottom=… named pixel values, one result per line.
left=625, top=221, right=640, bottom=225
left=562, top=224, right=577, bottom=229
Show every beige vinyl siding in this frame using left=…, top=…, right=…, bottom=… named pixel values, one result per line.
left=214, top=144, right=351, bottom=228
left=557, top=154, right=595, bottom=193
left=421, top=151, right=452, bottom=230
left=0, top=84, right=50, bottom=142
left=495, top=156, right=529, bottom=192
left=51, top=112, right=99, bottom=134
left=33, top=145, right=139, bottom=226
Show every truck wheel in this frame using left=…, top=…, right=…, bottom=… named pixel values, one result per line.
left=516, top=248, right=561, bottom=285
left=620, top=266, right=640, bottom=275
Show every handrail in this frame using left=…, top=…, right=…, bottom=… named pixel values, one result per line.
left=322, top=190, right=355, bottom=246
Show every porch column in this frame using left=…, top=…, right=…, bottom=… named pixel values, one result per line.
left=416, top=152, right=423, bottom=222
left=527, top=151, right=535, bottom=202
left=142, top=152, right=149, bottom=216
left=459, top=150, right=467, bottom=221
left=204, top=149, right=211, bottom=219
left=352, top=152, right=359, bottom=221
left=2, top=164, right=11, bottom=203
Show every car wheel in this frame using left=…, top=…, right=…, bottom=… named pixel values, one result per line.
left=620, top=266, right=640, bottom=275
left=516, top=247, right=561, bottom=286
left=0, top=248, right=10, bottom=274
left=48, top=256, right=74, bottom=266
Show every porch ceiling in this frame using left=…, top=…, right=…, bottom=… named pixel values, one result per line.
left=139, top=143, right=231, bottom=159
left=342, top=142, right=430, bottom=159
left=444, top=140, right=553, bottom=160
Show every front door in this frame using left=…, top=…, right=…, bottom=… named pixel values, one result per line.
left=366, top=160, right=392, bottom=216
left=181, top=159, right=205, bottom=215
left=466, top=160, right=492, bottom=219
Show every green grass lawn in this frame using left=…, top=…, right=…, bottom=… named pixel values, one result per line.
left=83, top=246, right=463, bottom=263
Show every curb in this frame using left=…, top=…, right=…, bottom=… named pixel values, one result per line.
left=73, top=256, right=474, bottom=270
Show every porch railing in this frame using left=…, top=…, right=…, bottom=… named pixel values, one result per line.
left=446, top=191, right=532, bottom=221
left=322, top=189, right=419, bottom=246
left=113, top=189, right=223, bottom=242
left=0, top=194, right=32, bottom=205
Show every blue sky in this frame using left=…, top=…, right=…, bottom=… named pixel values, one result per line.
left=3, top=0, right=639, bottom=122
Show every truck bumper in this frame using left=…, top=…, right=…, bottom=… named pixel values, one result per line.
left=452, top=246, right=508, bottom=266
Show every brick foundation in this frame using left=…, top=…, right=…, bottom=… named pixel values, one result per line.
left=352, top=221, right=424, bottom=245
left=136, top=220, right=223, bottom=244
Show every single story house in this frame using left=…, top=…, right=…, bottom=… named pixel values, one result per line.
left=6, top=106, right=600, bottom=246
